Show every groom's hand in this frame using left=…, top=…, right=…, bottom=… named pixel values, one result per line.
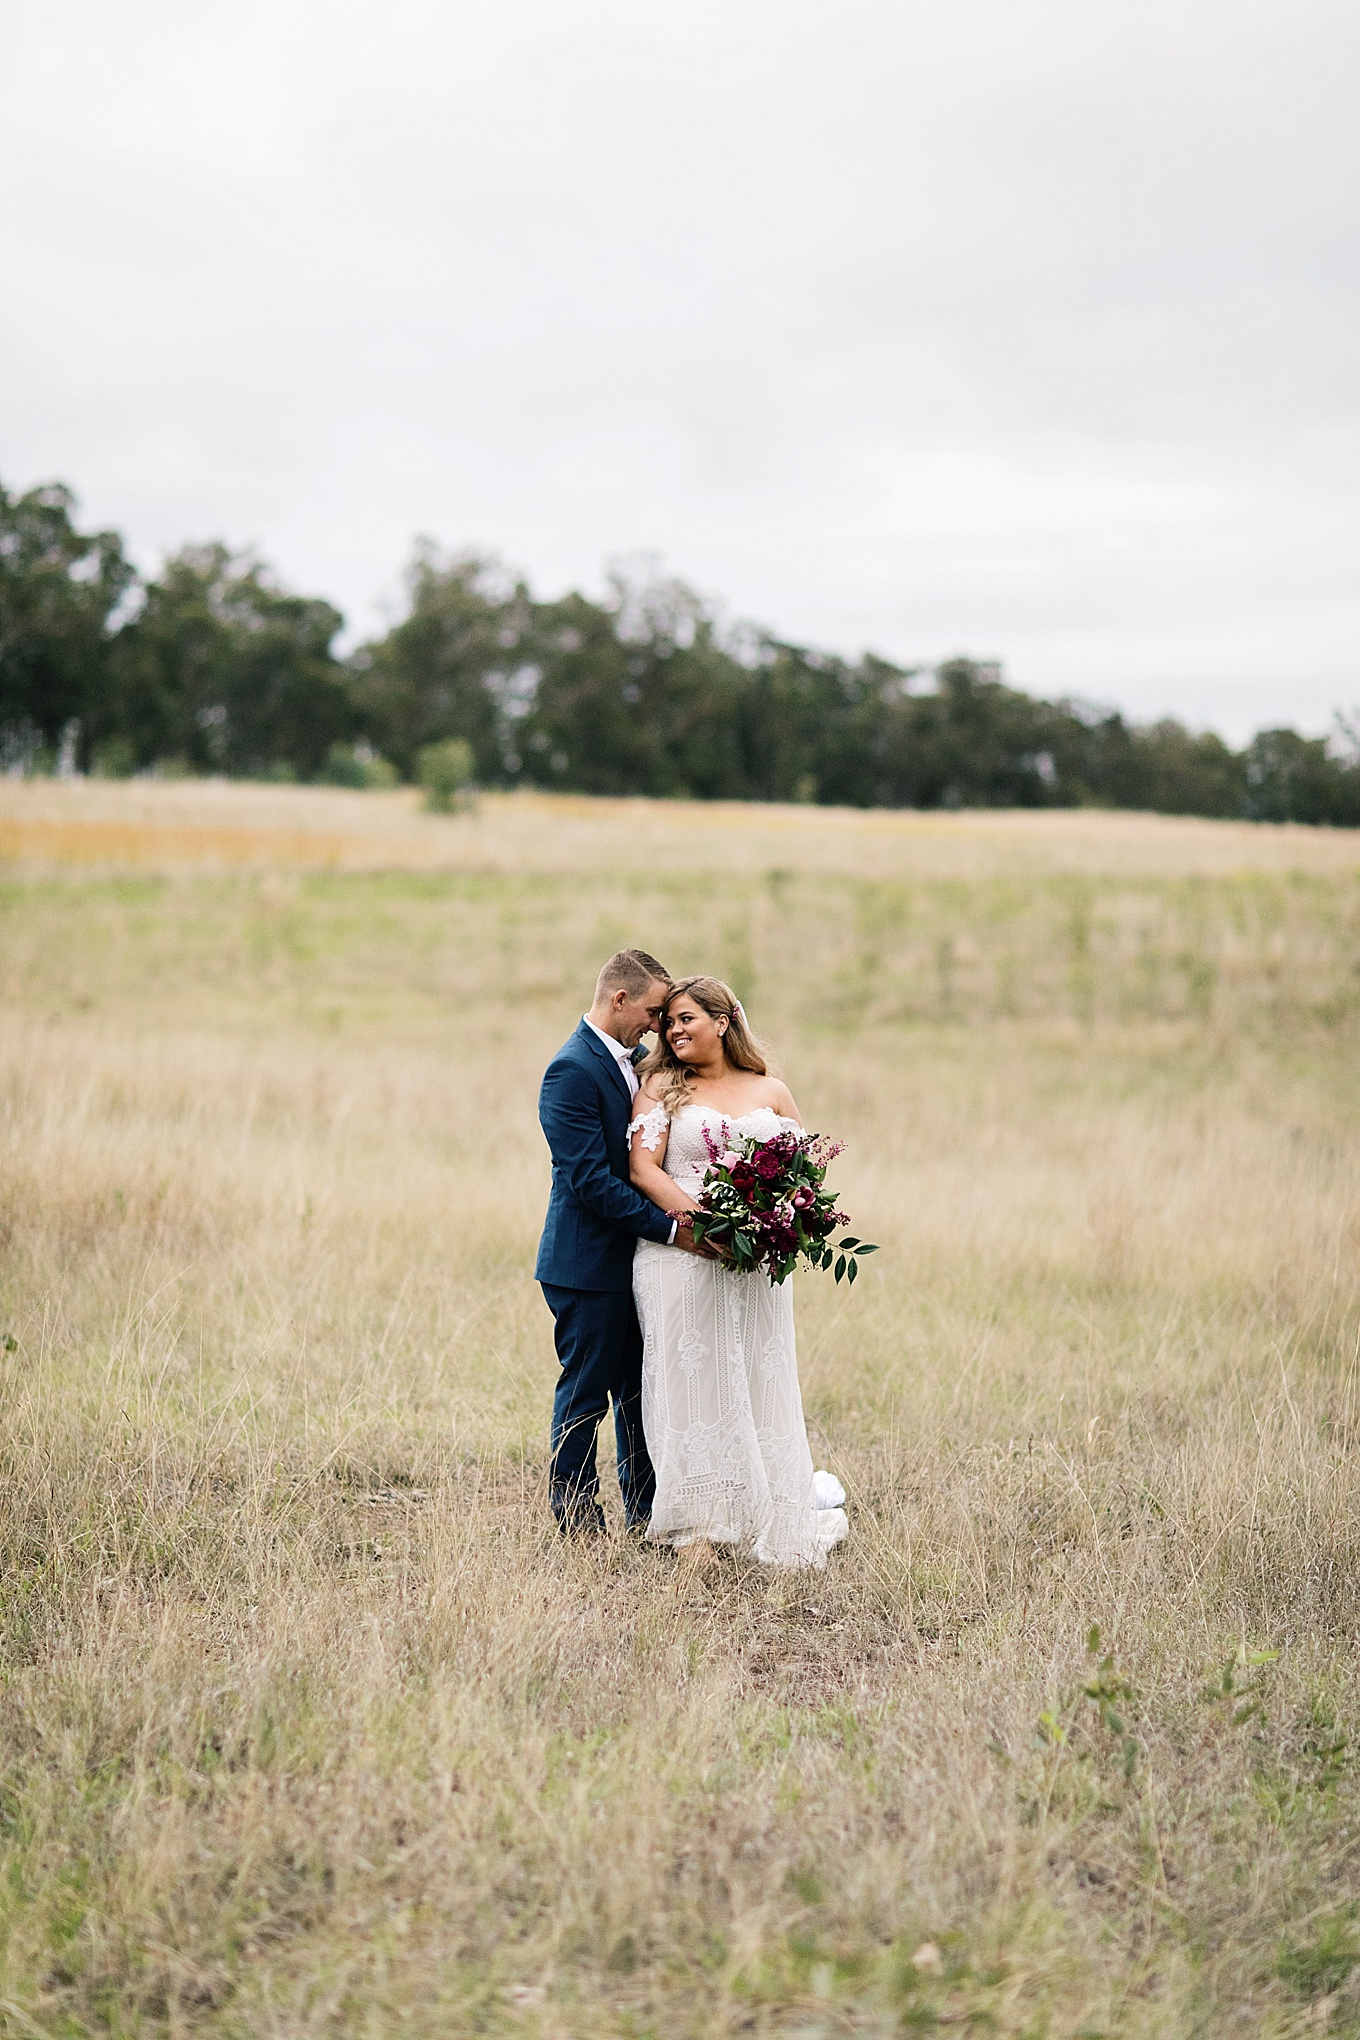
left=673, top=1214, right=704, bottom=1256
left=674, top=1215, right=734, bottom=1265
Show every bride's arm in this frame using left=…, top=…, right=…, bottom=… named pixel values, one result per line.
left=628, top=1094, right=701, bottom=1216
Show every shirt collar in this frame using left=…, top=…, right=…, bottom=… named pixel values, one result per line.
left=582, top=1015, right=633, bottom=1064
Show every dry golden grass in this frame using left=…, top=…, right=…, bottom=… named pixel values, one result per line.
left=2, top=779, right=1360, bottom=2037
left=6, top=772, right=1360, bottom=878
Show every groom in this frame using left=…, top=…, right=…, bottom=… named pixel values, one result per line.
left=535, top=948, right=702, bottom=1534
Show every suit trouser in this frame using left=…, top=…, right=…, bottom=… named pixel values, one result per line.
left=540, top=1283, right=656, bottom=1527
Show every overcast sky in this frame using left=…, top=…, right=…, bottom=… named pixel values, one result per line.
left=2, top=0, right=1356, bottom=739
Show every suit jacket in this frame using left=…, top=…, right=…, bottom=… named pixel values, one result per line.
left=534, top=1021, right=674, bottom=1292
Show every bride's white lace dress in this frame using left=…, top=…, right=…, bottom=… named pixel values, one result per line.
left=630, top=1102, right=849, bottom=1569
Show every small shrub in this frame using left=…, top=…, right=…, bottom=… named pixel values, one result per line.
left=418, top=739, right=475, bottom=813
left=90, top=737, right=137, bottom=779
left=322, top=742, right=400, bottom=791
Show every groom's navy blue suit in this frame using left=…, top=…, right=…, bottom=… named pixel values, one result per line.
left=535, top=1021, right=674, bottom=1528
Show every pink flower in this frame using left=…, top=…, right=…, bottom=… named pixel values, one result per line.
left=791, top=1186, right=815, bottom=1209
left=718, top=1150, right=743, bottom=1171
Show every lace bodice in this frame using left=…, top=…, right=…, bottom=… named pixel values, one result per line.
left=630, top=1102, right=803, bottom=1197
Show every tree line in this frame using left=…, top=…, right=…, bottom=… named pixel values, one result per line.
left=3, top=475, right=1357, bottom=825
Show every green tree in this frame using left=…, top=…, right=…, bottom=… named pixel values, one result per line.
left=10, top=470, right=1360, bottom=827
left=1075, top=713, right=1246, bottom=816
left=520, top=573, right=749, bottom=798
left=0, top=480, right=135, bottom=767
left=348, top=546, right=529, bottom=782
left=109, top=545, right=352, bottom=777
left=871, top=659, right=1072, bottom=809
left=1244, top=727, right=1360, bottom=826
left=753, top=655, right=1075, bottom=812
left=418, top=738, right=476, bottom=810
left=511, top=591, right=634, bottom=791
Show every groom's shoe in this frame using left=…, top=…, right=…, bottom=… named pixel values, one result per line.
left=553, top=1499, right=608, bottom=1538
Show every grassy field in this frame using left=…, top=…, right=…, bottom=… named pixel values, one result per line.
left=2, top=779, right=1360, bottom=2038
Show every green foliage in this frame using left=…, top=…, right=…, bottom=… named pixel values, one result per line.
left=346, top=546, right=522, bottom=784
left=1203, top=1642, right=1279, bottom=1729
left=90, top=734, right=137, bottom=778
left=1032, top=1625, right=1140, bottom=1802
left=1073, top=713, right=1248, bottom=817
left=1277, top=1911, right=1360, bottom=1998
left=1082, top=1625, right=1139, bottom=1778
left=6, top=471, right=1360, bottom=824
left=417, top=737, right=475, bottom=812
left=0, top=479, right=135, bottom=766
left=322, top=742, right=399, bottom=790
left=520, top=573, right=751, bottom=798
left=1299, top=1689, right=1351, bottom=1795
left=107, top=544, right=353, bottom=779
left=1246, top=725, right=1360, bottom=824
left=827, top=1235, right=879, bottom=1285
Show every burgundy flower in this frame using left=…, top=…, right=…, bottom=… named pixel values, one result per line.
left=692, top=1123, right=863, bottom=1285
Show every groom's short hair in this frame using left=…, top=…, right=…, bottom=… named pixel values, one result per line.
left=596, top=949, right=671, bottom=999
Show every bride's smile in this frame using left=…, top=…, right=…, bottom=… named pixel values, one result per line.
left=664, top=996, right=724, bottom=1069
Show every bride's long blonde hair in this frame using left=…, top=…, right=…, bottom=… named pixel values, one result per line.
left=638, top=976, right=769, bottom=1116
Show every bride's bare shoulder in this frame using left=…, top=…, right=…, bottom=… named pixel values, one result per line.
left=761, top=1076, right=802, bottom=1122
left=721, top=1075, right=801, bottom=1120
left=633, top=1075, right=666, bottom=1112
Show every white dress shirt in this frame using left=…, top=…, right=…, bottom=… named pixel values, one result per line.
left=583, top=1014, right=640, bottom=1096
left=582, top=1016, right=677, bottom=1244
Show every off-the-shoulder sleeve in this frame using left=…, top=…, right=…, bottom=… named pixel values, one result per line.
left=627, top=1103, right=669, bottom=1152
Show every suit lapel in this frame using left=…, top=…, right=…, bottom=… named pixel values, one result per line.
left=576, top=1019, right=632, bottom=1104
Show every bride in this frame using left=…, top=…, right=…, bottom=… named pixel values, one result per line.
left=627, top=977, right=848, bottom=1568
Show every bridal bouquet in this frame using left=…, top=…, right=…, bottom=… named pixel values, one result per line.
left=683, top=1124, right=878, bottom=1287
